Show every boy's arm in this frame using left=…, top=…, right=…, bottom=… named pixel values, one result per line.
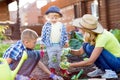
left=5, top=58, right=13, bottom=64
left=38, top=61, right=64, bottom=80
left=38, top=61, right=51, bottom=76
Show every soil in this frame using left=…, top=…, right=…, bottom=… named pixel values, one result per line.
left=2, top=40, right=120, bottom=80
left=30, top=53, right=120, bottom=80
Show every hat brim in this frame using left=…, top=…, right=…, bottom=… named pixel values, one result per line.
left=45, top=11, right=63, bottom=17
left=92, top=23, right=104, bottom=33
left=72, top=18, right=104, bottom=33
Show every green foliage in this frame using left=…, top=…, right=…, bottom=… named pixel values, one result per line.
left=0, top=43, right=10, bottom=57
left=34, top=44, right=40, bottom=50
left=60, top=61, right=70, bottom=70
left=69, top=31, right=83, bottom=49
left=61, top=48, right=71, bottom=62
left=52, top=55, right=57, bottom=62
left=110, top=29, right=120, bottom=43
left=0, top=25, right=8, bottom=41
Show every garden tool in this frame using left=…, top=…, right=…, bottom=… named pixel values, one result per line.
left=40, top=49, right=45, bottom=58
left=71, top=69, right=84, bottom=80
left=0, top=51, right=28, bottom=80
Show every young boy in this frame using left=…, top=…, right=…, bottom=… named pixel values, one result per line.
left=40, top=6, right=69, bottom=76
left=3, top=29, right=63, bottom=80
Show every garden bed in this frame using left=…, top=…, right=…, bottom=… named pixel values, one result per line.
left=30, top=53, right=120, bottom=80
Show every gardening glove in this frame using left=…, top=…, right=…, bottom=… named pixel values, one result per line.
left=40, top=50, right=44, bottom=58
left=60, top=61, right=70, bottom=69
left=62, top=47, right=71, bottom=56
left=50, top=73, right=64, bottom=80
left=16, top=74, right=29, bottom=80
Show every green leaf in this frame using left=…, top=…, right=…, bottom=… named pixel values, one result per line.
left=111, top=29, right=120, bottom=43
left=69, top=39, right=83, bottom=49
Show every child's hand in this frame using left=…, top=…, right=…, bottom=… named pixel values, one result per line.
left=40, top=44, right=45, bottom=50
left=50, top=73, right=64, bottom=80
left=64, top=42, right=69, bottom=48
left=60, top=61, right=70, bottom=69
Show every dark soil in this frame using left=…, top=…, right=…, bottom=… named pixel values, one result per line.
left=2, top=40, right=119, bottom=80
left=30, top=53, right=120, bottom=80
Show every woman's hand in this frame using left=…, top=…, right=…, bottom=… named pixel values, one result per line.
left=64, top=42, right=69, bottom=48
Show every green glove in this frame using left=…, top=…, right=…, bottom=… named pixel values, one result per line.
left=62, top=48, right=71, bottom=56
left=60, top=61, right=70, bottom=69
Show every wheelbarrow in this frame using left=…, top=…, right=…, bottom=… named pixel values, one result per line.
left=0, top=51, right=28, bottom=80
left=71, top=69, right=84, bottom=80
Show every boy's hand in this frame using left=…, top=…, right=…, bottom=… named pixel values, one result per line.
left=60, top=61, right=70, bottom=69
left=50, top=73, right=64, bottom=80
left=40, top=44, right=45, bottom=49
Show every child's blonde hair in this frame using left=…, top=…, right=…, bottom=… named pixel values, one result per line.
left=21, top=29, right=38, bottom=41
left=82, top=28, right=98, bottom=45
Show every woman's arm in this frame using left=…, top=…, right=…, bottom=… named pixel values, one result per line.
left=70, top=47, right=103, bottom=67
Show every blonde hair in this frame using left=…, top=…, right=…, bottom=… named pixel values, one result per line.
left=21, top=29, right=38, bottom=41
left=82, top=28, right=98, bottom=45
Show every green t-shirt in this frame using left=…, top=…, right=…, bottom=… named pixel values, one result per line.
left=95, top=29, right=120, bottom=57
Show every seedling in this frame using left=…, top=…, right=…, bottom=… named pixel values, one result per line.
left=71, top=69, right=84, bottom=80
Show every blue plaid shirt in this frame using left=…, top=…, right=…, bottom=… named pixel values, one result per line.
left=40, top=22, right=68, bottom=47
left=3, top=40, right=26, bottom=61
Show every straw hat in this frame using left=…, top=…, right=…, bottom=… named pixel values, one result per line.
left=72, top=14, right=104, bottom=33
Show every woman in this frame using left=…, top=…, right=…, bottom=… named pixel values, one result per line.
left=60, top=14, right=120, bottom=79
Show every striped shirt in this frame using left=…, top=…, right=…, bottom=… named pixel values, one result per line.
left=40, top=22, right=68, bottom=47
left=3, top=40, right=26, bottom=61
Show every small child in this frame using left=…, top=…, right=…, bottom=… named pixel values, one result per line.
left=3, top=29, right=63, bottom=80
left=40, top=6, right=69, bottom=76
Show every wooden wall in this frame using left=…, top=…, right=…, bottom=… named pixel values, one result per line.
left=41, top=0, right=120, bottom=32
left=106, top=0, right=120, bottom=29
left=0, top=1, right=9, bottom=21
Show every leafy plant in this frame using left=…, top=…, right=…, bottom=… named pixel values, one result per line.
left=110, top=29, right=120, bottom=43
left=0, top=43, right=10, bottom=57
left=0, top=25, right=8, bottom=41
left=69, top=31, right=83, bottom=49
left=34, top=44, right=40, bottom=50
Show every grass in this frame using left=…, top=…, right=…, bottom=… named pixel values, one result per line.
left=34, top=44, right=40, bottom=50
left=0, top=43, right=10, bottom=57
